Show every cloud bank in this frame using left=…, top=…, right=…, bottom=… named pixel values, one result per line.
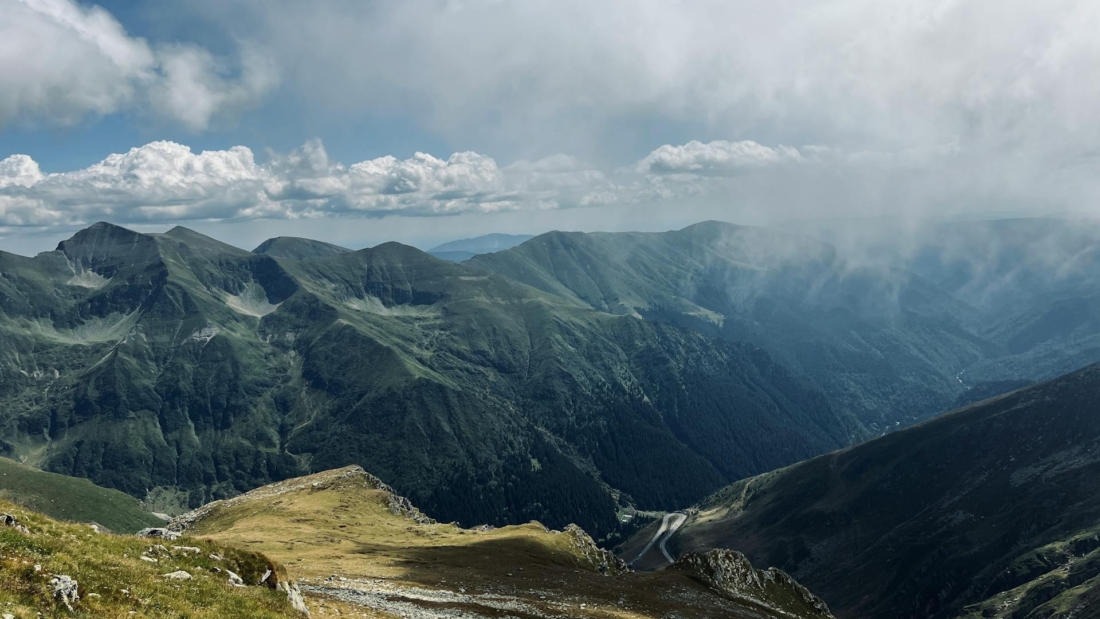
left=7, top=135, right=1092, bottom=230
left=0, top=0, right=276, bottom=130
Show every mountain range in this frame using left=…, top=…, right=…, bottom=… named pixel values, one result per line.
left=2, top=218, right=1099, bottom=543
left=0, top=221, right=853, bottom=538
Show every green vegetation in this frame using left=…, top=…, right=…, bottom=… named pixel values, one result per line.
left=0, top=499, right=303, bottom=618
left=0, top=456, right=161, bottom=533
left=650, top=363, right=1100, bottom=619
left=0, top=222, right=856, bottom=537
left=469, top=221, right=993, bottom=431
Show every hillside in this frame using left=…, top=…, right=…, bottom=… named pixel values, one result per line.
left=470, top=221, right=995, bottom=430
left=253, top=237, right=352, bottom=260
left=173, top=465, right=835, bottom=619
left=0, top=498, right=307, bottom=618
left=0, top=456, right=161, bottom=533
left=0, top=222, right=856, bottom=538
left=636, top=363, right=1100, bottom=619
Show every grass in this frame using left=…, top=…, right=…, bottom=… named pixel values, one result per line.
left=184, top=467, right=832, bottom=619
left=0, top=457, right=162, bottom=534
left=0, top=499, right=304, bottom=618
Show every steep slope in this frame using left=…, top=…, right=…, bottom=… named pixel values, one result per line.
left=0, top=456, right=162, bottom=533
left=0, top=499, right=307, bottom=618
left=470, top=221, right=994, bottom=430
left=0, top=222, right=855, bottom=539
left=253, top=237, right=352, bottom=260
left=641, top=363, right=1100, bottom=619
left=173, top=466, right=834, bottom=619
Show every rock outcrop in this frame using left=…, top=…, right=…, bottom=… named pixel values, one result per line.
left=562, top=524, right=629, bottom=576
left=673, top=549, right=834, bottom=618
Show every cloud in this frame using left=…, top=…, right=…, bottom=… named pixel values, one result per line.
left=0, top=0, right=277, bottom=129
left=185, top=0, right=1100, bottom=160
left=0, top=140, right=624, bottom=226
left=637, top=141, right=803, bottom=175
left=5, top=134, right=1099, bottom=230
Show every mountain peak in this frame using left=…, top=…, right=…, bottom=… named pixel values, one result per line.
left=56, top=222, right=157, bottom=270
left=158, top=226, right=249, bottom=255
left=253, top=236, right=351, bottom=260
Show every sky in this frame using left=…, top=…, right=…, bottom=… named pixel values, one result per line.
left=1, top=0, right=1098, bottom=255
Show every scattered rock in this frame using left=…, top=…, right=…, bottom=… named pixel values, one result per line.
left=172, top=545, right=201, bottom=554
left=227, top=570, right=245, bottom=587
left=258, top=569, right=273, bottom=586
left=208, top=553, right=224, bottom=561
left=0, top=514, right=30, bottom=535
left=140, top=556, right=158, bottom=563
left=162, top=571, right=193, bottom=581
left=49, top=575, right=79, bottom=611
left=136, top=527, right=180, bottom=541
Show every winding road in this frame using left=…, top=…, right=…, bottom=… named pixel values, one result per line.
left=631, top=512, right=687, bottom=567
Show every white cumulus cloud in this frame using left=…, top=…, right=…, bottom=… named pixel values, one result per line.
left=0, top=0, right=277, bottom=129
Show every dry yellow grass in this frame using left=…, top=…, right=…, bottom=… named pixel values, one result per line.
left=181, top=467, right=832, bottom=619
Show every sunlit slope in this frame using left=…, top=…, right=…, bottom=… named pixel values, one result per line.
left=179, top=466, right=835, bottom=619
left=0, top=456, right=161, bottom=533
left=0, top=498, right=306, bottom=618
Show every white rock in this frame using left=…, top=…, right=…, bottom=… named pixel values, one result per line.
left=227, top=570, right=245, bottom=587
left=49, top=575, right=80, bottom=610
left=162, top=571, right=193, bottom=581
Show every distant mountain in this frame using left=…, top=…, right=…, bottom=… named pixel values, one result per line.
left=901, top=218, right=1100, bottom=386
left=0, top=221, right=855, bottom=538
left=430, top=233, right=533, bottom=253
left=471, top=221, right=995, bottom=429
left=428, top=233, right=533, bottom=261
left=175, top=465, right=834, bottom=619
left=641, top=363, right=1100, bottom=619
left=0, top=456, right=162, bottom=533
left=253, top=236, right=351, bottom=260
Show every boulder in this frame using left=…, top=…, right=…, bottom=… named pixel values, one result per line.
left=49, top=575, right=79, bottom=610
left=137, top=527, right=180, bottom=541
left=1, top=513, right=30, bottom=535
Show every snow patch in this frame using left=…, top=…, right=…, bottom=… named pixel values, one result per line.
left=67, top=270, right=110, bottom=289
left=223, top=283, right=281, bottom=318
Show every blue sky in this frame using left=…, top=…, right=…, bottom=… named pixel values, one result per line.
left=1, top=0, right=1098, bottom=255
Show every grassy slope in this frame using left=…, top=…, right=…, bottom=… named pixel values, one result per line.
left=0, top=499, right=303, bottom=618
left=0, top=222, right=856, bottom=538
left=648, top=363, right=1100, bottom=619
left=181, top=466, right=833, bottom=619
left=469, top=221, right=996, bottom=430
left=0, top=457, right=161, bottom=533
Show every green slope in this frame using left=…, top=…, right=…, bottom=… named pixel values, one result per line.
left=0, top=456, right=161, bottom=533
left=470, top=221, right=997, bottom=431
left=0, top=222, right=855, bottom=539
left=648, top=363, right=1100, bottom=619
left=253, top=236, right=352, bottom=260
